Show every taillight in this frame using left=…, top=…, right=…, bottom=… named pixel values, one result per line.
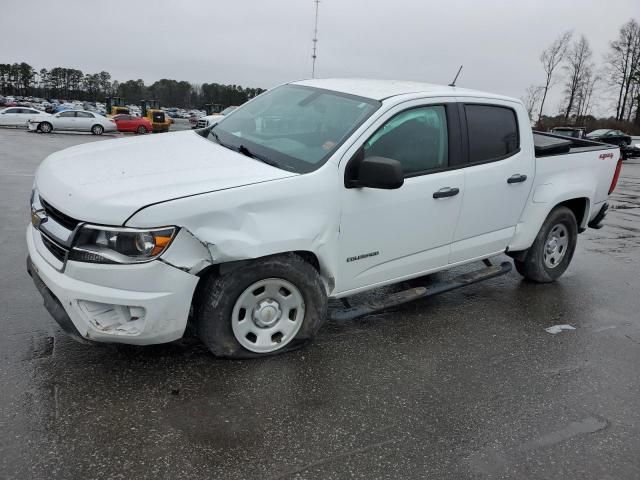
left=609, top=157, right=623, bottom=194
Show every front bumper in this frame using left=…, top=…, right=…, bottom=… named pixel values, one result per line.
left=26, top=224, right=199, bottom=345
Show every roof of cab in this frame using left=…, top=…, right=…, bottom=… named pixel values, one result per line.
left=292, top=78, right=519, bottom=103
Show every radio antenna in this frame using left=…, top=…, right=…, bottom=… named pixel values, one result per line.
left=448, top=65, right=463, bottom=87
left=311, top=0, right=320, bottom=78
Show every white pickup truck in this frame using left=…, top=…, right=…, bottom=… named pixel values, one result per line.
left=27, top=79, right=622, bottom=358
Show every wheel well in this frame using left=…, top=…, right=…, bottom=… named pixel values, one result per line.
left=293, top=251, right=320, bottom=272
left=557, top=198, right=589, bottom=229
left=507, top=197, right=589, bottom=261
left=196, top=250, right=321, bottom=279
left=187, top=250, right=323, bottom=334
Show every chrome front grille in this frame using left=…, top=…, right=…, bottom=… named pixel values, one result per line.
left=41, top=197, right=79, bottom=230
left=196, top=119, right=208, bottom=128
left=40, top=232, right=68, bottom=262
left=32, top=194, right=78, bottom=270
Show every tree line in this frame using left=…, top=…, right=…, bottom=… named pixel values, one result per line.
left=522, top=18, right=640, bottom=132
left=0, top=63, right=265, bottom=108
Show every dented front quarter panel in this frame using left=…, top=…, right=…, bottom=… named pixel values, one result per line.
left=159, top=228, right=215, bottom=274
left=126, top=166, right=341, bottom=290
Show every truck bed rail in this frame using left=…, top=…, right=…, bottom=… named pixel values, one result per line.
left=533, top=131, right=619, bottom=158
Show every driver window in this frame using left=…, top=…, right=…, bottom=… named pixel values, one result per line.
left=58, top=111, right=76, bottom=118
left=364, top=106, right=448, bottom=176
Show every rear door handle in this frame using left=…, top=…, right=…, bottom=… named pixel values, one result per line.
left=433, top=187, right=460, bottom=199
left=507, top=174, right=528, bottom=184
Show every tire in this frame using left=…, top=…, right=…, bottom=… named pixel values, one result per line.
left=197, top=253, right=328, bottom=358
left=39, top=122, right=52, bottom=133
left=91, top=124, right=104, bottom=135
left=514, top=206, right=578, bottom=283
left=136, top=125, right=147, bottom=134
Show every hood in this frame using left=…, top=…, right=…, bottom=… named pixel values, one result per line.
left=35, top=130, right=297, bottom=225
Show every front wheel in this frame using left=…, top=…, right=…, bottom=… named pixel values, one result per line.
left=91, top=124, right=104, bottom=135
left=197, top=253, right=328, bottom=358
left=39, top=122, right=52, bottom=133
left=136, top=125, right=147, bottom=134
left=514, top=206, right=578, bottom=283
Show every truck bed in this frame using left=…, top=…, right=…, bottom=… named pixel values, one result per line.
left=533, top=131, right=618, bottom=157
left=532, top=131, right=620, bottom=209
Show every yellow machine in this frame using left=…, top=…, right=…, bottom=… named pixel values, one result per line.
left=140, top=100, right=170, bottom=133
left=106, top=97, right=129, bottom=116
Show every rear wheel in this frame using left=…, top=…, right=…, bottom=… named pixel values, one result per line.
left=39, top=122, right=52, bottom=133
left=514, top=206, right=578, bottom=283
left=91, top=124, right=104, bottom=135
left=197, top=253, right=328, bottom=358
left=136, top=125, right=147, bottom=134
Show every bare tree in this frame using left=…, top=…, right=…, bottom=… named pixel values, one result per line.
left=606, top=19, right=640, bottom=121
left=574, top=67, right=598, bottom=123
left=563, top=35, right=593, bottom=120
left=537, top=31, right=572, bottom=123
left=522, top=85, right=544, bottom=123
left=627, top=72, right=639, bottom=122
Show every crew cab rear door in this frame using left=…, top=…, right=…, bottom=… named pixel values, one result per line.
left=448, top=100, right=534, bottom=263
left=335, top=98, right=465, bottom=294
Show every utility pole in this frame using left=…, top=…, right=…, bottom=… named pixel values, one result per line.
left=311, top=0, right=320, bottom=78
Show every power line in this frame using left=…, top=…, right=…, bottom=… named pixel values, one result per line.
left=311, top=0, right=320, bottom=78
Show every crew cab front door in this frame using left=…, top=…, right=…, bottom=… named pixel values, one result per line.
left=336, top=99, right=465, bottom=295
left=448, top=101, right=534, bottom=263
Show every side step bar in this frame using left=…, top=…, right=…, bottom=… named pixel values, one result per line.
left=329, top=261, right=512, bottom=322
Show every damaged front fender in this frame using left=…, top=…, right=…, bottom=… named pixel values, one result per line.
left=160, top=228, right=214, bottom=275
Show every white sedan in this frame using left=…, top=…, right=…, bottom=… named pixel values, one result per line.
left=28, top=110, right=117, bottom=135
left=0, top=107, right=49, bottom=127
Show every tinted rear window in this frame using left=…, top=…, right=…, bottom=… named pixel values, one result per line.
left=465, top=105, right=519, bottom=163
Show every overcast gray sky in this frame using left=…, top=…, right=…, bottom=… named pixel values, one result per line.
left=2, top=0, right=638, bottom=115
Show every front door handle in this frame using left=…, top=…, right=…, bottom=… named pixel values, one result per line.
left=433, top=187, right=460, bottom=199
left=507, top=174, right=528, bottom=184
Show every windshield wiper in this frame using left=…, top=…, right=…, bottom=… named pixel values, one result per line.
left=238, top=144, right=280, bottom=168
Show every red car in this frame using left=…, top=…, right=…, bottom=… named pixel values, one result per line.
left=112, top=114, right=153, bottom=134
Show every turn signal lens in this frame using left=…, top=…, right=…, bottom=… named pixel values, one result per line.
left=151, top=235, right=173, bottom=256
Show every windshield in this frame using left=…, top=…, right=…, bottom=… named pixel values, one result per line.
left=206, top=85, right=380, bottom=173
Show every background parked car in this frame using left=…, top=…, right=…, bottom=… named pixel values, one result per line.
left=193, top=105, right=238, bottom=129
left=28, top=110, right=116, bottom=135
left=0, top=106, right=49, bottom=127
left=586, top=129, right=632, bottom=147
left=113, top=114, right=153, bottom=134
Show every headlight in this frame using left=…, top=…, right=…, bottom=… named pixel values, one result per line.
left=68, top=225, right=177, bottom=264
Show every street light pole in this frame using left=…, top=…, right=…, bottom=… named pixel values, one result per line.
left=311, top=0, right=320, bottom=78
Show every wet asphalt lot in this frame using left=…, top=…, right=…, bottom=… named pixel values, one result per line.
left=1, top=126, right=639, bottom=479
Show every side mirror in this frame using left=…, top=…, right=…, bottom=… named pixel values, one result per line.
left=347, top=155, right=404, bottom=189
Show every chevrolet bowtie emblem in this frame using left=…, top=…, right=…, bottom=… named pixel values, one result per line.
left=31, top=210, right=47, bottom=229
